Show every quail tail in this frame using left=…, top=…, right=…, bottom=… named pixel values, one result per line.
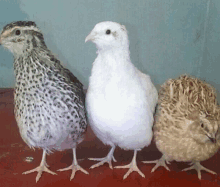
left=142, top=154, right=170, bottom=172
left=22, top=149, right=57, bottom=183
left=182, top=161, right=216, bottom=180
left=89, top=146, right=117, bottom=169
left=58, top=148, right=89, bottom=180
left=114, top=150, right=145, bottom=179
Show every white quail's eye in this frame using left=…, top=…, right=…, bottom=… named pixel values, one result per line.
left=15, top=30, right=21, bottom=35
left=106, top=30, right=111, bottom=35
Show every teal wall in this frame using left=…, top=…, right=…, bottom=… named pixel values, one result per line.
left=0, top=0, right=219, bottom=101
left=0, top=0, right=27, bottom=87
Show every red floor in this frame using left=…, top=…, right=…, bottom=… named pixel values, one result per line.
left=0, top=88, right=219, bottom=187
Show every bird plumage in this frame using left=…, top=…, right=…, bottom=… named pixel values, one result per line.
left=143, top=75, right=220, bottom=179
left=85, top=21, right=158, bottom=179
left=0, top=21, right=88, bottom=182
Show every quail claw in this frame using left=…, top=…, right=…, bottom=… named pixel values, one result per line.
left=182, top=162, right=217, bottom=180
left=23, top=164, right=57, bottom=183
left=115, top=150, right=145, bottom=179
left=58, top=148, right=89, bottom=180
left=58, top=164, right=89, bottom=181
left=89, top=146, right=116, bottom=169
left=142, top=155, right=170, bottom=172
left=22, top=150, right=57, bottom=183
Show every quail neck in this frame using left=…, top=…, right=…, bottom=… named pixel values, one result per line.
left=1, top=21, right=51, bottom=86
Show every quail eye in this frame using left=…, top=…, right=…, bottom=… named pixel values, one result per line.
left=201, top=123, right=204, bottom=128
left=15, top=30, right=21, bottom=35
left=106, top=29, right=111, bottom=35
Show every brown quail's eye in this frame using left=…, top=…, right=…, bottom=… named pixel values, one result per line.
left=201, top=123, right=204, bottom=128
left=106, top=30, right=111, bottom=35
left=15, top=30, right=21, bottom=35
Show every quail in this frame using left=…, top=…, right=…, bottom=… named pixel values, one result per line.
left=85, top=21, right=158, bottom=179
left=0, top=21, right=88, bottom=182
left=143, top=75, right=220, bottom=179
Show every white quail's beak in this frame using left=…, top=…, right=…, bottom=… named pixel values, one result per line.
left=85, top=31, right=97, bottom=43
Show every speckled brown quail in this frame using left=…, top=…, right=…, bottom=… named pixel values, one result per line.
left=0, top=21, right=88, bottom=182
left=143, top=75, right=220, bottom=179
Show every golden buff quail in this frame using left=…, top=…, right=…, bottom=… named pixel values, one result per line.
left=143, top=75, right=220, bottom=180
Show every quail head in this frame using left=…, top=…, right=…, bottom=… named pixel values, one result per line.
left=85, top=21, right=158, bottom=179
left=143, top=75, right=220, bottom=180
left=0, top=21, right=88, bottom=182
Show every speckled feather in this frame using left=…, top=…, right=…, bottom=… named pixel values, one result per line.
left=1, top=21, right=87, bottom=152
left=0, top=21, right=89, bottom=182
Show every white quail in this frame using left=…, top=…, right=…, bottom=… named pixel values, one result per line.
left=85, top=21, right=158, bottom=179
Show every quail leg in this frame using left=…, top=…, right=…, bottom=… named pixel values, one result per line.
left=58, top=148, right=89, bottom=180
left=114, top=149, right=145, bottom=179
left=182, top=161, right=216, bottom=180
left=23, top=149, right=57, bottom=183
left=142, top=154, right=170, bottom=172
left=89, top=146, right=117, bottom=169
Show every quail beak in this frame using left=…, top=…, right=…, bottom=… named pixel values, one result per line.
left=209, top=137, right=216, bottom=143
left=0, top=37, right=1, bottom=45
left=85, top=31, right=96, bottom=43
left=208, top=134, right=217, bottom=143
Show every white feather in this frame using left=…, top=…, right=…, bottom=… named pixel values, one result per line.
left=86, top=21, right=158, bottom=151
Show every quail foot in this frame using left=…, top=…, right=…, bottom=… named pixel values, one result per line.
left=143, top=154, right=171, bottom=172
left=0, top=21, right=88, bottom=182
left=143, top=75, right=220, bottom=180
left=85, top=21, right=158, bottom=179
left=57, top=148, right=88, bottom=180
left=88, top=145, right=117, bottom=169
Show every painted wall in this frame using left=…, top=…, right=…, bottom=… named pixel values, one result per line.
left=0, top=0, right=219, bottom=101
left=0, top=0, right=28, bottom=87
